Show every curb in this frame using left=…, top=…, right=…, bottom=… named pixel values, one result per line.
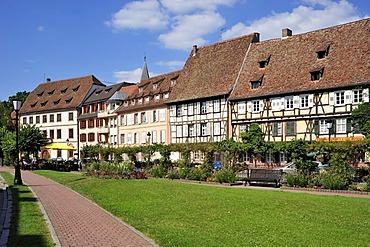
left=0, top=176, right=11, bottom=247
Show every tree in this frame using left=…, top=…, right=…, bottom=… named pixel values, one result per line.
left=241, top=123, right=266, bottom=167
left=351, top=102, right=370, bottom=136
left=0, top=91, right=29, bottom=130
left=218, top=138, right=243, bottom=169
left=19, top=125, right=49, bottom=159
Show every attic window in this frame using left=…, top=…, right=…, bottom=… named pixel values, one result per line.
left=258, top=56, right=270, bottom=68
left=310, top=68, right=324, bottom=81
left=170, top=79, right=176, bottom=87
left=250, top=76, right=263, bottom=89
left=105, top=88, right=112, bottom=93
left=65, top=97, right=73, bottom=104
left=72, top=85, right=80, bottom=92
left=124, top=101, right=128, bottom=107
left=30, top=102, right=37, bottom=108
left=155, top=95, right=160, bottom=101
left=41, top=100, right=48, bottom=107
left=131, top=100, right=135, bottom=105
left=153, top=84, right=158, bottom=90
left=146, top=97, right=150, bottom=103
left=95, top=89, right=102, bottom=95
left=53, top=99, right=61, bottom=105
left=37, top=91, right=44, bottom=97
left=60, top=88, right=68, bottom=94
left=138, top=98, right=143, bottom=104
left=316, top=45, right=330, bottom=59
left=48, top=89, right=55, bottom=95
left=139, top=87, right=143, bottom=93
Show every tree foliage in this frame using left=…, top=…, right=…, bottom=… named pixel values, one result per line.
left=351, top=102, right=370, bottom=136
left=240, top=123, right=266, bottom=165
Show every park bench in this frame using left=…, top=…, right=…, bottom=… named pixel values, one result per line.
left=237, top=169, right=282, bottom=188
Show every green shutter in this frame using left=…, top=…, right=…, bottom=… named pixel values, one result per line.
left=273, top=122, right=278, bottom=136
left=286, top=121, right=295, bottom=136
left=346, top=118, right=352, bottom=133
left=331, top=120, right=336, bottom=134
left=314, top=120, right=319, bottom=135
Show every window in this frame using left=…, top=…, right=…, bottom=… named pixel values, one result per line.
left=121, top=115, right=127, bottom=126
left=353, top=89, right=363, bottom=104
left=259, top=60, right=268, bottom=68
left=251, top=81, right=261, bottom=89
left=69, top=128, right=74, bottom=139
left=266, top=153, right=274, bottom=163
left=36, top=116, right=40, bottom=124
left=152, top=111, right=158, bottom=122
left=253, top=100, right=260, bottom=112
left=189, top=124, right=195, bottom=137
left=176, top=105, right=182, bottom=117
left=141, top=112, right=147, bottom=123
left=49, top=130, right=54, bottom=139
left=316, top=51, right=326, bottom=59
left=121, top=134, right=125, bottom=144
left=176, top=125, right=182, bottom=137
left=88, top=133, right=95, bottom=142
left=194, top=151, right=200, bottom=160
left=57, top=129, right=61, bottom=139
left=29, top=116, right=33, bottom=124
left=188, top=103, right=194, bottom=115
left=285, top=96, right=294, bottom=109
left=200, top=102, right=207, bottom=114
left=141, top=132, right=147, bottom=144
left=134, top=133, right=138, bottom=144
left=50, top=114, right=54, bottom=123
left=214, top=99, right=221, bottom=113
left=22, top=117, right=27, bottom=124
left=80, top=120, right=86, bottom=129
left=42, top=115, right=47, bottom=123
left=335, top=91, right=345, bottom=105
left=336, top=118, right=346, bottom=133
left=240, top=124, right=247, bottom=133
left=238, top=102, right=246, bottom=114
left=242, top=152, right=250, bottom=163
left=160, top=130, right=166, bottom=143
left=214, top=122, right=221, bottom=136
left=57, top=150, right=62, bottom=158
left=201, top=123, right=208, bottom=136
left=134, top=113, right=139, bottom=124
left=273, top=122, right=282, bottom=136
left=88, top=119, right=94, bottom=128
left=280, top=152, right=287, bottom=163
left=310, top=68, right=324, bottom=81
left=300, top=95, right=309, bottom=108
left=69, top=112, right=73, bottom=121
left=127, top=133, right=132, bottom=144
left=271, top=98, right=282, bottom=111
left=319, top=120, right=330, bottom=134
left=286, top=121, right=295, bottom=136
left=57, top=114, right=61, bottom=122
left=159, top=109, right=165, bottom=121
left=80, top=134, right=86, bottom=142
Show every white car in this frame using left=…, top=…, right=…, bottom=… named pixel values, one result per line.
left=275, top=161, right=323, bottom=173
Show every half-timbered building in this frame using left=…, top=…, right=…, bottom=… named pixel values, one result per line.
left=229, top=18, right=370, bottom=161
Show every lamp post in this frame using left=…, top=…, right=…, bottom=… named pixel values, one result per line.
left=327, top=119, right=333, bottom=143
left=13, top=98, right=23, bottom=185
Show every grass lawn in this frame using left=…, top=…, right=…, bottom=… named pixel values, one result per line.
left=1, top=172, right=55, bottom=247
left=34, top=170, right=370, bottom=247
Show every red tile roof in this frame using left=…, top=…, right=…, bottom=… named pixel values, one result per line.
left=115, top=70, right=180, bottom=113
left=168, top=33, right=259, bottom=103
left=20, top=75, right=105, bottom=114
left=229, top=18, right=370, bottom=100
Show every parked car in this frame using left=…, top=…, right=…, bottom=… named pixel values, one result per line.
left=274, top=161, right=325, bottom=174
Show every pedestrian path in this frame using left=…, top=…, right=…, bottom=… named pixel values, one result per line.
left=0, top=168, right=157, bottom=247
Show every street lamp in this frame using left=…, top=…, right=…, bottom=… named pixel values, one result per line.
left=13, top=98, right=23, bottom=185
left=327, top=119, right=333, bottom=143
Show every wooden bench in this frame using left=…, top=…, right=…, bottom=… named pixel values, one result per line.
left=237, top=169, right=282, bottom=188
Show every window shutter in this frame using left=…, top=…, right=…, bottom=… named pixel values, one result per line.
left=122, top=115, right=127, bottom=126
left=196, top=124, right=200, bottom=136
left=247, top=102, right=252, bottom=113
left=152, top=131, right=157, bottom=143
left=259, top=100, right=264, bottom=112
left=364, top=88, right=369, bottom=102
left=329, top=92, right=334, bottom=105
left=273, top=122, right=278, bottom=136
left=293, top=96, right=300, bottom=108
left=308, top=94, right=314, bottom=107
left=137, top=113, right=141, bottom=124
left=183, top=125, right=188, bottom=137
left=345, top=90, right=352, bottom=104
left=196, top=102, right=201, bottom=114
left=207, top=101, right=212, bottom=112
left=207, top=123, right=211, bottom=136
left=346, top=118, right=352, bottom=133
left=314, top=120, right=319, bottom=135
left=238, top=102, right=246, bottom=114
left=280, top=98, right=285, bottom=110
left=331, top=121, right=336, bottom=134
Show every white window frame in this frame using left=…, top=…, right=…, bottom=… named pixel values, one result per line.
left=160, top=130, right=166, bottom=143
left=319, top=120, right=329, bottom=134
left=214, top=122, right=221, bottom=136
left=252, top=100, right=261, bottom=112
left=176, top=125, right=182, bottom=137
left=285, top=96, right=294, bottom=109
left=159, top=109, right=166, bottom=121
left=201, top=123, right=208, bottom=136
left=335, top=91, right=345, bottom=105
left=336, top=118, right=346, bottom=133
left=266, top=153, right=274, bottom=163
left=353, top=89, right=363, bottom=104
left=201, top=102, right=207, bottom=114
left=238, top=101, right=246, bottom=114
left=189, top=124, right=195, bottom=137
left=214, top=99, right=221, bottom=113
left=300, top=95, right=309, bottom=108
left=152, top=131, right=157, bottom=143
left=188, top=103, right=194, bottom=115
left=279, top=152, right=287, bottom=163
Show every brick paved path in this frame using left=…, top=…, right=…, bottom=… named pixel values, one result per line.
left=1, top=168, right=157, bottom=247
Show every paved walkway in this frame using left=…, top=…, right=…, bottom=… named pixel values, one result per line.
left=0, top=168, right=157, bottom=247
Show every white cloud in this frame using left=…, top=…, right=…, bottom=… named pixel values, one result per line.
left=113, top=68, right=158, bottom=83
left=155, top=60, right=185, bottom=69
left=159, top=11, right=225, bottom=50
left=222, top=0, right=362, bottom=41
left=37, top=26, right=44, bottom=31
left=159, top=0, right=236, bottom=14
left=106, top=0, right=168, bottom=31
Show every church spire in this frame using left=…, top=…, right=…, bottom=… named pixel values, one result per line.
left=140, top=55, right=149, bottom=82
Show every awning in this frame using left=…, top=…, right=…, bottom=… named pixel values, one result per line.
left=41, top=143, right=77, bottom=151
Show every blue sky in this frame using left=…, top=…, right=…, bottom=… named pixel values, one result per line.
left=0, top=0, right=369, bottom=101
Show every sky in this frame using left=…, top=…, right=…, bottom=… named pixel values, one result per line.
left=0, top=0, right=369, bottom=101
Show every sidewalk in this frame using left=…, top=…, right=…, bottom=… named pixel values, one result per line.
left=0, top=168, right=157, bottom=247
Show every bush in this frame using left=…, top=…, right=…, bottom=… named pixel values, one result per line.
left=167, top=168, right=180, bottom=180
left=214, top=169, right=236, bottom=183
left=285, top=172, right=308, bottom=187
left=149, top=165, right=166, bottom=178
left=187, top=167, right=206, bottom=181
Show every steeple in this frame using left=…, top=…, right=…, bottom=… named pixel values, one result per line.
left=140, top=55, right=149, bottom=82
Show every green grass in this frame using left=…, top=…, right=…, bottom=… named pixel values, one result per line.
left=1, top=172, right=55, bottom=247
left=34, top=170, right=370, bottom=247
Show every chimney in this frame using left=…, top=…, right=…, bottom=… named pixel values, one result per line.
left=46, top=78, right=51, bottom=82
left=282, top=28, right=292, bottom=38
left=192, top=45, right=198, bottom=56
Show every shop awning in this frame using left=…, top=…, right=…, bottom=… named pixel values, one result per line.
left=41, top=143, right=77, bottom=151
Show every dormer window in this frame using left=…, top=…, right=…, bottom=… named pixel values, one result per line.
left=171, top=79, right=176, bottom=87
left=65, top=97, right=73, bottom=104
left=138, top=98, right=143, bottom=104
left=131, top=100, right=135, bottom=105
left=105, top=88, right=112, bottom=93
left=146, top=97, right=150, bottom=103
left=310, top=68, right=324, bottom=81
left=30, top=102, right=37, bottom=108
left=258, top=56, right=270, bottom=68
left=61, top=88, right=68, bottom=94
left=164, top=93, right=169, bottom=99
left=155, top=95, right=160, bottom=101
left=250, top=76, right=263, bottom=89
left=95, top=89, right=102, bottom=95
left=72, top=85, right=80, bottom=92
left=48, top=89, right=55, bottom=95
left=53, top=99, right=61, bottom=105
left=124, top=101, right=128, bottom=107
left=37, top=91, right=44, bottom=97
left=139, top=87, right=144, bottom=93
left=316, top=45, right=330, bottom=59
left=41, top=100, right=48, bottom=107
left=153, top=84, right=158, bottom=90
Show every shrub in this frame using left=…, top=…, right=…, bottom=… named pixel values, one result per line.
left=214, top=169, right=236, bottom=183
left=285, top=172, right=307, bottom=187
left=149, top=165, right=166, bottom=178
left=167, top=168, right=180, bottom=180
left=187, top=167, right=206, bottom=181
